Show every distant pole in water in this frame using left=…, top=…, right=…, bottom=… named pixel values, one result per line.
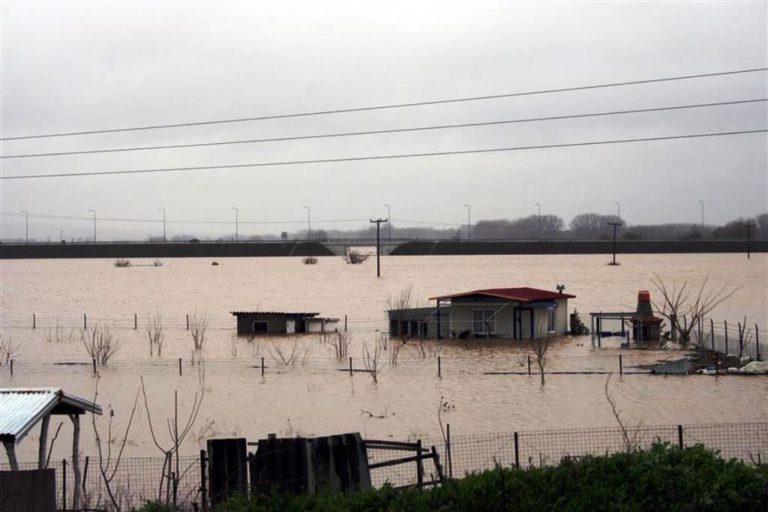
left=370, top=218, right=389, bottom=278
left=232, top=207, right=239, bottom=242
left=158, top=207, right=166, bottom=242
left=745, top=220, right=755, bottom=259
left=87, top=209, right=96, bottom=242
left=607, top=221, right=623, bottom=265
left=304, top=205, right=311, bottom=240
left=464, top=204, right=472, bottom=242
left=384, top=204, right=392, bottom=240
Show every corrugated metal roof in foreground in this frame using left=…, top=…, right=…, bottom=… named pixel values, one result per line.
left=0, top=388, right=102, bottom=443
left=0, top=388, right=59, bottom=442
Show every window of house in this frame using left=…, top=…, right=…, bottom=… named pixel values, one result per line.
left=473, top=310, right=495, bottom=335
left=546, top=308, right=556, bottom=333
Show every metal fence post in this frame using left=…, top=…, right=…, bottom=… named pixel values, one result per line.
left=186, top=314, right=190, bottom=330
left=83, top=313, right=87, bottom=330
left=756, top=325, right=761, bottom=361
left=619, top=354, right=623, bottom=376
left=438, top=356, right=442, bottom=378
left=677, top=425, right=684, bottom=449
left=513, top=432, right=520, bottom=468
left=135, top=313, right=138, bottom=330
left=527, top=355, right=531, bottom=376
left=710, top=318, right=715, bottom=351
left=261, top=357, right=265, bottom=376
left=446, top=423, right=452, bottom=479
left=33, top=313, right=36, bottom=329
left=179, top=358, right=183, bottom=376
left=349, top=357, right=353, bottom=376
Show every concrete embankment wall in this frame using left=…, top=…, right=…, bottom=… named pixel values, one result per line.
left=389, top=240, right=768, bottom=256
left=0, top=241, right=335, bottom=259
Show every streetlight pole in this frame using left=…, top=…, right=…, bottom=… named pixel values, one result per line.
left=745, top=220, right=756, bottom=259
left=20, top=210, right=28, bottom=244
left=158, top=208, right=166, bottom=242
left=607, top=221, right=623, bottom=265
left=88, top=209, right=96, bottom=243
left=232, top=207, right=239, bottom=242
left=699, top=200, right=704, bottom=237
left=615, top=201, right=621, bottom=220
left=370, top=218, right=389, bottom=277
left=535, top=203, right=541, bottom=239
left=304, top=205, right=311, bottom=240
left=384, top=204, right=391, bottom=240
left=464, top=204, right=471, bottom=242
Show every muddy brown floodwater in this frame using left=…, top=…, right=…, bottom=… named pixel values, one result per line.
left=1, top=253, right=766, bottom=461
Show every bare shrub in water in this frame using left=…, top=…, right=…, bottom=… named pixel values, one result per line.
left=362, top=342, right=382, bottom=384
left=270, top=339, right=312, bottom=366
left=529, top=326, right=552, bottom=385
left=114, top=259, right=131, bottom=268
left=332, top=331, right=351, bottom=359
left=81, top=326, right=120, bottom=365
left=302, top=256, right=318, bottom=265
left=189, top=312, right=209, bottom=350
left=146, top=313, right=165, bottom=357
left=39, top=321, right=77, bottom=344
left=0, top=334, right=21, bottom=364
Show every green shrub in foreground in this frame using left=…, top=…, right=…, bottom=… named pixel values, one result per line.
left=143, top=443, right=768, bottom=512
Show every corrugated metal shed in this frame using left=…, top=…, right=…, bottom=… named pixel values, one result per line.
left=0, top=388, right=102, bottom=443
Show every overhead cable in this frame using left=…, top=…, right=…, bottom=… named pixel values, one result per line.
left=2, top=98, right=764, bottom=159
left=2, top=67, right=765, bottom=141
left=2, top=128, right=764, bottom=180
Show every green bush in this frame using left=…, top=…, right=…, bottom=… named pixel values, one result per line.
left=139, top=444, right=768, bottom=511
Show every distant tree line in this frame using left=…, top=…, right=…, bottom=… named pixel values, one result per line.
left=164, top=212, right=768, bottom=242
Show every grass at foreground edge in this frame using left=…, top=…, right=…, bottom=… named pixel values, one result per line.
left=149, top=443, right=768, bottom=512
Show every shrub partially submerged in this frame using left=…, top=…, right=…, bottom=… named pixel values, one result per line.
left=344, top=250, right=369, bottom=264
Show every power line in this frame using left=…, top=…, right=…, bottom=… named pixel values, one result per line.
left=3, top=98, right=764, bottom=159
left=2, top=128, right=764, bottom=180
left=2, top=67, right=765, bottom=141
left=0, top=211, right=369, bottom=225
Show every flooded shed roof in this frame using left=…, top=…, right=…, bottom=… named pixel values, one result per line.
left=0, top=388, right=102, bottom=443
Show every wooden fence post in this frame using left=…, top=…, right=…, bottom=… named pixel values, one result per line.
left=514, top=432, right=520, bottom=468
left=9, top=359, right=13, bottom=376
left=134, top=313, right=138, bottom=330
left=437, top=356, right=442, bottom=378
left=349, top=357, right=353, bottom=376
left=756, top=325, right=761, bottom=361
left=33, top=313, right=36, bottom=329
left=344, top=314, right=348, bottom=332
left=416, top=439, right=424, bottom=488
left=724, top=320, right=728, bottom=355
left=178, top=358, right=182, bottom=376
left=83, top=313, right=87, bottom=330
left=527, top=355, right=531, bottom=376
left=186, top=314, right=190, bottom=330
left=619, top=354, right=623, bottom=376
left=261, top=357, right=265, bottom=376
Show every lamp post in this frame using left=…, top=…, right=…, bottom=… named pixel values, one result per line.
left=304, top=205, right=311, bottom=240
left=607, top=221, right=623, bottom=265
left=615, top=201, right=621, bottom=220
left=745, top=219, right=756, bottom=259
left=464, top=204, right=471, bottom=241
left=699, top=200, right=704, bottom=237
left=535, top=203, right=541, bottom=239
left=20, top=210, right=28, bottom=244
left=384, top=204, right=391, bottom=240
left=88, top=209, right=96, bottom=242
left=232, top=207, right=239, bottom=242
left=158, top=208, right=166, bottom=242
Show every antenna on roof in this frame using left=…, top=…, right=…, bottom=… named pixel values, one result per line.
left=556, top=284, right=565, bottom=294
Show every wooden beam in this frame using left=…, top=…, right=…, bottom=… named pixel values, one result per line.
left=2, top=439, right=19, bottom=470
left=69, top=414, right=82, bottom=510
left=38, top=414, right=50, bottom=469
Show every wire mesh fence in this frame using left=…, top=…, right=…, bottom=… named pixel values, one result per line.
left=2, top=422, right=765, bottom=509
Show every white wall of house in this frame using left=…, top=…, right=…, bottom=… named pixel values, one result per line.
left=448, top=298, right=569, bottom=339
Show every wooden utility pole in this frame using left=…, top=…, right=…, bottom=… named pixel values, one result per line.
left=370, top=218, right=389, bottom=278
left=607, top=221, right=623, bottom=265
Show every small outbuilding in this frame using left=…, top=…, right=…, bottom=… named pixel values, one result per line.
left=1, top=388, right=102, bottom=510
left=231, top=311, right=338, bottom=335
left=388, top=287, right=575, bottom=340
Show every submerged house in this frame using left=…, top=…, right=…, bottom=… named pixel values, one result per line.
left=388, top=287, right=575, bottom=340
left=231, top=311, right=339, bottom=335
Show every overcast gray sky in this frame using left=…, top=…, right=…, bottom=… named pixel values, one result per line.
left=1, top=0, right=766, bottom=241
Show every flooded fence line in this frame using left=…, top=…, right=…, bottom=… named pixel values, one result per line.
left=2, top=421, right=765, bottom=509
left=696, top=317, right=764, bottom=361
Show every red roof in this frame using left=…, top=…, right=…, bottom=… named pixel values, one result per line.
left=429, top=287, right=575, bottom=302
